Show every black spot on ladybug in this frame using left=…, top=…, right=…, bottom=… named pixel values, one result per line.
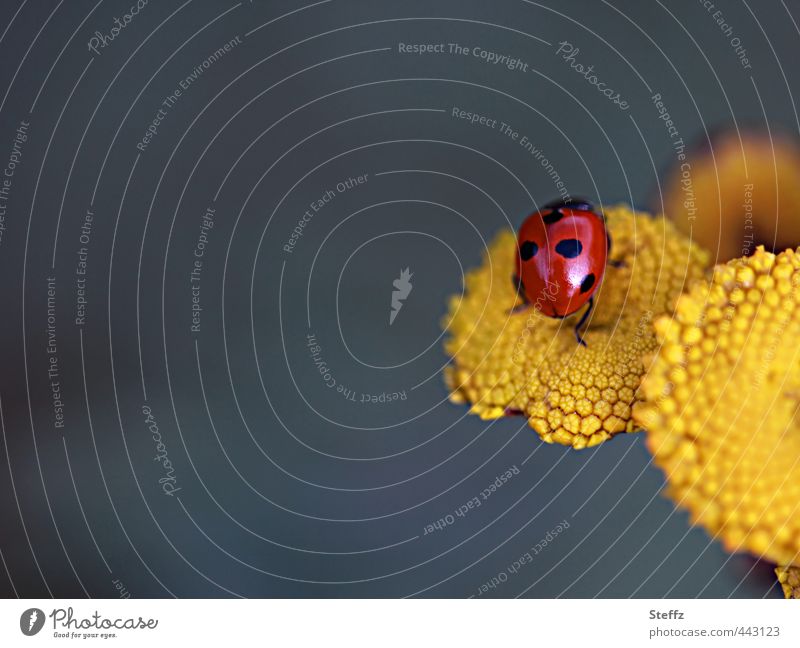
left=555, top=238, right=583, bottom=258
left=542, top=209, right=563, bottom=225
left=580, top=273, right=595, bottom=293
left=519, top=240, right=538, bottom=260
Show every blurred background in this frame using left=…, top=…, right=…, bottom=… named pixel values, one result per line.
left=0, top=0, right=797, bottom=598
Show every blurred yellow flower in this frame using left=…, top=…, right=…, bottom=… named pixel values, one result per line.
left=635, top=247, right=800, bottom=567
left=443, top=205, right=709, bottom=448
left=660, top=131, right=800, bottom=264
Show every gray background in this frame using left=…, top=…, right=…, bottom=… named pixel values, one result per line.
left=0, top=0, right=795, bottom=598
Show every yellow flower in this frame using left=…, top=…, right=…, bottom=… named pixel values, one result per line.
left=442, top=205, right=709, bottom=448
left=660, top=130, right=800, bottom=264
left=635, top=247, right=800, bottom=567
left=776, top=565, right=800, bottom=599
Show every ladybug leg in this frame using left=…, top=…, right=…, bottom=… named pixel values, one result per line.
left=509, top=273, right=529, bottom=314
left=607, top=232, right=625, bottom=268
left=574, top=297, right=594, bottom=347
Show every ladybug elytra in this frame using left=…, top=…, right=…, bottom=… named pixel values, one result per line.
left=512, top=198, right=609, bottom=346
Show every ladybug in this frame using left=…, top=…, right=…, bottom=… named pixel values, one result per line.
left=512, top=198, right=609, bottom=346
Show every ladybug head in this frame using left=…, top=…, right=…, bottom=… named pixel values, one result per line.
left=543, top=197, right=595, bottom=212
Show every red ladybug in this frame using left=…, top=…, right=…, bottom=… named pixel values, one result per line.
left=512, top=198, right=609, bottom=346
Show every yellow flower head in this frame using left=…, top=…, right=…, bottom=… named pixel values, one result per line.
left=443, top=205, right=709, bottom=448
left=776, top=565, right=800, bottom=599
left=660, top=130, right=800, bottom=264
left=636, top=247, right=800, bottom=566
